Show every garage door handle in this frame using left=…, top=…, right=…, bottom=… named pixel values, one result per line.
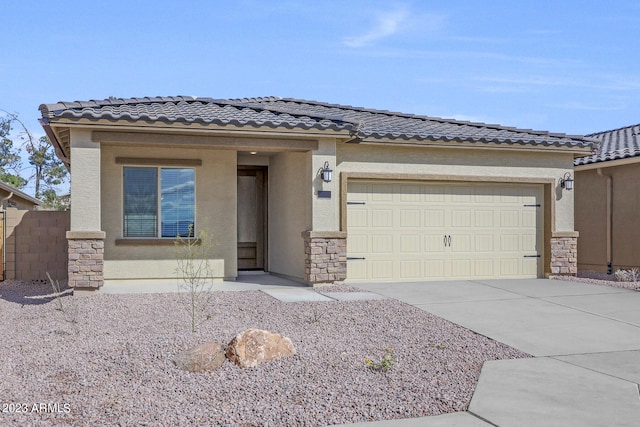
left=347, top=257, right=366, bottom=260
left=447, top=235, right=452, bottom=247
left=444, top=235, right=452, bottom=247
left=524, top=254, right=541, bottom=258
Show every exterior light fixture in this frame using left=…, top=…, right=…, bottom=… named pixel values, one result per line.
left=320, top=161, right=333, bottom=183
left=560, top=172, right=574, bottom=191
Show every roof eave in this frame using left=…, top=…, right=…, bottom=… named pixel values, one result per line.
left=575, top=155, right=640, bottom=171
left=353, top=137, right=594, bottom=154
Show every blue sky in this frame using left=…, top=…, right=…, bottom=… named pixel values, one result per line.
left=1, top=1, right=639, bottom=195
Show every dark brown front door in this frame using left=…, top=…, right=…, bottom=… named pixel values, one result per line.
left=237, top=167, right=267, bottom=270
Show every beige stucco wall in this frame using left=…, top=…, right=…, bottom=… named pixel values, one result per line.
left=70, top=129, right=101, bottom=231
left=268, top=151, right=312, bottom=280
left=576, top=163, right=640, bottom=271
left=0, top=189, right=39, bottom=210
left=336, top=143, right=576, bottom=232
left=312, top=139, right=340, bottom=231
left=100, top=144, right=237, bottom=280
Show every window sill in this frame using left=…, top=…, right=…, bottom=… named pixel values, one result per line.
left=115, top=238, right=201, bottom=246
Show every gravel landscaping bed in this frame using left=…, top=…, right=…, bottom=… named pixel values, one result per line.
left=551, top=270, right=640, bottom=291
left=0, top=280, right=528, bottom=427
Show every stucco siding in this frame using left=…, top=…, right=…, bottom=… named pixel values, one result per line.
left=337, top=143, right=576, bottom=232
left=268, top=151, right=311, bottom=280
left=101, top=144, right=237, bottom=280
left=576, top=163, right=640, bottom=271
left=70, top=129, right=101, bottom=231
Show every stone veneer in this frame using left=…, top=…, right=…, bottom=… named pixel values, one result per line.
left=302, top=231, right=347, bottom=285
left=550, top=232, right=578, bottom=275
left=67, top=231, right=105, bottom=289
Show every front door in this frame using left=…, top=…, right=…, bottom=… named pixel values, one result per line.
left=237, top=167, right=267, bottom=270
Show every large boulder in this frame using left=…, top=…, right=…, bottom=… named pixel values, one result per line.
left=173, top=342, right=226, bottom=373
left=226, top=328, right=296, bottom=368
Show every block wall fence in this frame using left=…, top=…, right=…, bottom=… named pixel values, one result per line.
left=3, top=209, right=70, bottom=281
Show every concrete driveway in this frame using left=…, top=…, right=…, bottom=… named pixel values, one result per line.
left=347, top=279, right=640, bottom=426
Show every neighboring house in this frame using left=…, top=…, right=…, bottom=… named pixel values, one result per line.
left=574, top=123, right=640, bottom=273
left=0, top=180, right=42, bottom=210
left=38, top=96, right=596, bottom=291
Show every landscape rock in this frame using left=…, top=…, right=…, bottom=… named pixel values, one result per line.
left=226, top=328, right=296, bottom=368
left=173, top=342, right=226, bottom=372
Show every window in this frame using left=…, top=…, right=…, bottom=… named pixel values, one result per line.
left=123, top=167, right=195, bottom=238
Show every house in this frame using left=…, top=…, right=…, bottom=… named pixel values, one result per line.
left=0, top=180, right=42, bottom=210
left=574, top=123, right=640, bottom=274
left=38, top=96, right=596, bottom=291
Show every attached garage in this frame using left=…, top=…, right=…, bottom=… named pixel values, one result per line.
left=346, top=180, right=543, bottom=281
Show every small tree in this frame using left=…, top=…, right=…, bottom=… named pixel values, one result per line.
left=0, top=109, right=69, bottom=209
left=27, top=135, right=68, bottom=207
left=0, top=115, right=26, bottom=188
left=174, top=225, right=216, bottom=333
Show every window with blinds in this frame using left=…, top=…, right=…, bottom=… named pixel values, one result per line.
left=123, top=167, right=195, bottom=238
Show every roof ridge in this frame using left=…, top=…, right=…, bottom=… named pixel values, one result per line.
left=39, top=96, right=209, bottom=115
left=586, top=123, right=640, bottom=137
left=260, top=97, right=592, bottom=140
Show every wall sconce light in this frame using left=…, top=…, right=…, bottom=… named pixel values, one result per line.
left=560, top=172, right=574, bottom=191
left=320, top=161, right=333, bottom=183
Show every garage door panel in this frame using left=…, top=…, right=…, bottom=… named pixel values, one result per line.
left=451, top=210, right=471, bottom=227
left=372, top=260, right=393, bottom=280
left=522, top=234, right=537, bottom=252
left=475, top=210, right=494, bottom=227
left=400, top=234, right=421, bottom=253
left=399, top=185, right=421, bottom=201
left=372, top=209, right=393, bottom=227
left=500, top=234, right=520, bottom=252
left=475, top=259, right=495, bottom=276
left=425, top=235, right=446, bottom=253
left=475, top=235, right=494, bottom=252
left=500, top=258, right=520, bottom=276
left=500, top=210, right=520, bottom=227
left=522, top=210, right=537, bottom=227
left=451, top=234, right=471, bottom=252
left=400, top=260, right=422, bottom=278
left=371, top=235, right=393, bottom=253
left=347, top=181, right=542, bottom=281
left=400, top=209, right=420, bottom=227
left=425, top=210, right=445, bottom=227
left=347, top=234, right=368, bottom=253
left=451, top=259, right=471, bottom=277
left=523, top=257, right=539, bottom=275
left=347, top=208, right=368, bottom=227
left=371, top=184, right=393, bottom=201
left=425, top=259, right=446, bottom=278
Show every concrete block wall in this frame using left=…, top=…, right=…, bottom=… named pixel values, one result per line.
left=4, top=209, right=70, bottom=281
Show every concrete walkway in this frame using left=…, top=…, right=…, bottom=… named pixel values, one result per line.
left=343, top=279, right=640, bottom=426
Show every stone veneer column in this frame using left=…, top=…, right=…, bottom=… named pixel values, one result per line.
left=302, top=231, right=347, bottom=286
left=67, top=231, right=106, bottom=289
left=550, top=231, right=578, bottom=275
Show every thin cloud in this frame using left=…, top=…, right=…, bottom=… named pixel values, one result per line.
left=548, top=101, right=627, bottom=111
left=343, top=8, right=409, bottom=48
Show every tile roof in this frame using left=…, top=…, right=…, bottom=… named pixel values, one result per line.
left=39, top=96, right=597, bottom=150
left=574, top=124, right=640, bottom=166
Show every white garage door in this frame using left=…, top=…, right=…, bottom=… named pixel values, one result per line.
left=346, top=180, right=543, bottom=281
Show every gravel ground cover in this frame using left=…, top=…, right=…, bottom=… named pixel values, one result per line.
left=0, top=280, right=528, bottom=427
left=551, top=270, right=640, bottom=291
